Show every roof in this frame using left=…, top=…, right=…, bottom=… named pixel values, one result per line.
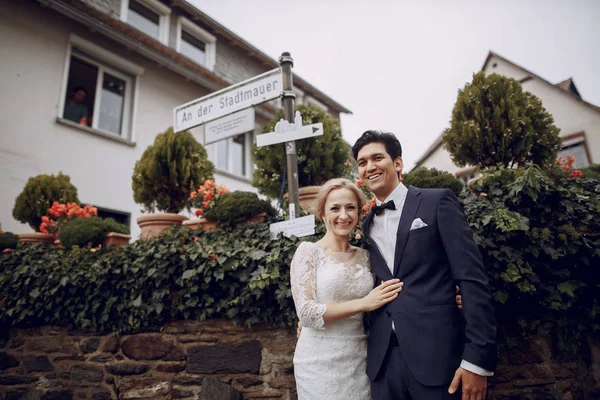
left=41, top=0, right=351, bottom=115
left=413, top=51, right=600, bottom=169
left=173, top=0, right=352, bottom=115
left=555, top=78, right=582, bottom=99
left=481, top=51, right=599, bottom=112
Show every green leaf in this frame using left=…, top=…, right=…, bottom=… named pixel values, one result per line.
left=132, top=294, right=142, bottom=307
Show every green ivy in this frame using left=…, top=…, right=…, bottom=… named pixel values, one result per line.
left=462, top=165, right=600, bottom=342
left=0, top=223, right=314, bottom=332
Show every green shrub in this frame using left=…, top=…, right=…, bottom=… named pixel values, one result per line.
left=58, top=217, right=107, bottom=248
left=252, top=104, right=352, bottom=198
left=12, top=173, right=79, bottom=231
left=0, top=223, right=302, bottom=332
left=132, top=127, right=214, bottom=213
left=462, top=164, right=600, bottom=342
left=443, top=72, right=561, bottom=169
left=0, top=232, right=19, bottom=251
left=582, top=163, right=600, bottom=179
left=204, top=191, right=276, bottom=223
left=102, top=218, right=130, bottom=235
left=402, top=167, right=464, bottom=196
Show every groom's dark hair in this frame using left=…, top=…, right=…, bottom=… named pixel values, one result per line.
left=352, top=130, right=403, bottom=161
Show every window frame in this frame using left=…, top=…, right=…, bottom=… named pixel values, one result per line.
left=175, top=16, right=217, bottom=71
left=58, top=34, right=144, bottom=143
left=120, top=0, right=171, bottom=44
left=559, top=131, right=592, bottom=169
left=212, top=131, right=254, bottom=180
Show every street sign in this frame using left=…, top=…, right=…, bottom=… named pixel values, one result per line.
left=173, top=68, right=283, bottom=132
left=256, top=123, right=323, bottom=147
left=269, top=215, right=315, bottom=239
left=204, top=108, right=255, bottom=145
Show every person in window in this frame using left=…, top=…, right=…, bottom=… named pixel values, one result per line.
left=63, top=86, right=89, bottom=126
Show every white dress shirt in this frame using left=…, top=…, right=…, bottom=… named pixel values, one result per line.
left=368, top=183, right=493, bottom=377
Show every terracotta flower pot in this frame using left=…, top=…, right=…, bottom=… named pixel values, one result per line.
left=103, top=232, right=131, bottom=248
left=2, top=248, right=16, bottom=255
left=287, top=186, right=321, bottom=213
left=137, top=213, right=187, bottom=241
left=54, top=239, right=63, bottom=248
left=183, top=218, right=217, bottom=232
left=244, top=212, right=269, bottom=224
left=18, top=232, right=55, bottom=245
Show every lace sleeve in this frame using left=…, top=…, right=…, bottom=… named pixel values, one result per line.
left=290, top=242, right=327, bottom=329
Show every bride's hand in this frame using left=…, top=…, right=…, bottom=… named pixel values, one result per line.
left=361, top=279, right=404, bottom=312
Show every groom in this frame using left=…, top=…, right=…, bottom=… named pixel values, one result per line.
left=352, top=130, right=497, bottom=399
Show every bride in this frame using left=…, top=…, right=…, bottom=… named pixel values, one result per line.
left=290, top=178, right=403, bottom=400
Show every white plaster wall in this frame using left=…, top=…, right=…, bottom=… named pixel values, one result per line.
left=0, top=1, right=258, bottom=239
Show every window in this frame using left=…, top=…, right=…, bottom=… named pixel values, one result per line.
left=181, top=30, right=206, bottom=65
left=95, top=206, right=131, bottom=229
left=215, top=134, right=248, bottom=177
left=121, top=0, right=170, bottom=44
left=59, top=35, right=144, bottom=141
left=62, top=51, right=133, bottom=137
left=559, top=133, right=591, bottom=169
left=176, top=17, right=216, bottom=70
left=558, top=143, right=590, bottom=169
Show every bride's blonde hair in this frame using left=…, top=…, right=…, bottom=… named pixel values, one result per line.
left=313, top=178, right=367, bottom=220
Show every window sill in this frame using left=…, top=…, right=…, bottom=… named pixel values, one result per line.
left=56, top=118, right=136, bottom=147
left=215, top=169, right=253, bottom=185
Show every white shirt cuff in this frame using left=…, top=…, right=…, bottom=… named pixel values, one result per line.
left=460, top=360, right=493, bottom=376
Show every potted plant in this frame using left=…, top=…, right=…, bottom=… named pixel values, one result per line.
left=203, top=191, right=276, bottom=226
left=184, top=179, right=229, bottom=231
left=132, top=127, right=214, bottom=240
left=12, top=172, right=79, bottom=245
left=101, top=218, right=131, bottom=248
left=252, top=104, right=353, bottom=210
left=58, top=216, right=130, bottom=249
left=39, top=202, right=98, bottom=246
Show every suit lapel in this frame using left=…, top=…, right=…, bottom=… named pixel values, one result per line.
left=363, top=211, right=394, bottom=281
left=393, top=186, right=422, bottom=277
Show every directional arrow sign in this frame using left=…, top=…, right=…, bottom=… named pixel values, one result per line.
left=256, top=123, right=324, bottom=147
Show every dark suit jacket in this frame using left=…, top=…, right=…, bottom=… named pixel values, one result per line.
left=363, top=185, right=496, bottom=387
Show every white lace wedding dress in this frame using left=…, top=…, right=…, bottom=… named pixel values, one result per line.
left=291, top=241, right=374, bottom=400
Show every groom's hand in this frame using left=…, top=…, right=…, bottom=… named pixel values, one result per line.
left=448, top=367, right=487, bottom=400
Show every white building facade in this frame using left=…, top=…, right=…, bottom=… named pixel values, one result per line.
left=415, top=52, right=600, bottom=182
left=0, top=0, right=350, bottom=238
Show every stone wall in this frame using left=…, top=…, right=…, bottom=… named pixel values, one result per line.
left=0, top=321, right=296, bottom=400
left=1, top=322, right=599, bottom=400
left=489, top=333, right=600, bottom=399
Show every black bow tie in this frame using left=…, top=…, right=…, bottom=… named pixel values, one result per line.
left=372, top=200, right=396, bottom=216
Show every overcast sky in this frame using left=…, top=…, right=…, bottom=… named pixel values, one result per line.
left=191, top=0, right=600, bottom=169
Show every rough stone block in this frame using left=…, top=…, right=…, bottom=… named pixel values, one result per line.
left=199, top=378, right=241, bottom=400
left=105, top=363, right=149, bottom=376
left=0, top=352, right=19, bottom=370
left=70, top=364, right=104, bottom=382
left=23, top=355, right=54, bottom=372
left=121, top=381, right=169, bottom=399
left=187, top=341, right=261, bottom=374
left=40, top=391, right=74, bottom=400
left=0, top=376, right=39, bottom=385
left=121, top=336, right=184, bottom=361
left=82, top=338, right=101, bottom=354
left=101, top=335, right=120, bottom=354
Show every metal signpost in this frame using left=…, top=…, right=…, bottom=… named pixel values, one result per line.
left=173, top=52, right=318, bottom=238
